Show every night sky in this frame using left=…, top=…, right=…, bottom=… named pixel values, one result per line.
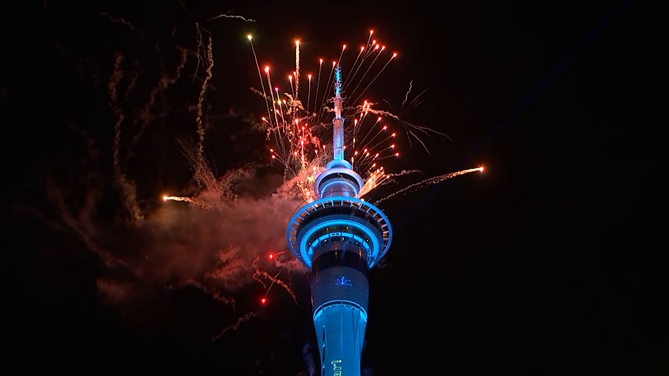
left=4, top=0, right=663, bottom=374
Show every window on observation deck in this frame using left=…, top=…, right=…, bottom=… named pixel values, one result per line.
left=306, top=225, right=372, bottom=249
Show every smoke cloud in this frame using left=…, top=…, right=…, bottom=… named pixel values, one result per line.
left=44, top=152, right=308, bottom=319
left=301, top=343, right=316, bottom=376
left=15, top=15, right=315, bottom=336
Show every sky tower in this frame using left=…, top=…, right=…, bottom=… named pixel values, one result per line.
left=286, top=66, right=393, bottom=376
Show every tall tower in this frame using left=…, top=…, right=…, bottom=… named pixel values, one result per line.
left=286, top=66, right=393, bottom=376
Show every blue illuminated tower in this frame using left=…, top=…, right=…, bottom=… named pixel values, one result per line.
left=286, top=66, right=393, bottom=376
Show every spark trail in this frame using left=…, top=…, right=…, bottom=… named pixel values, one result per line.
left=207, top=13, right=257, bottom=22
left=294, top=40, right=300, bottom=99
left=374, top=167, right=484, bottom=204
left=212, top=311, right=260, bottom=341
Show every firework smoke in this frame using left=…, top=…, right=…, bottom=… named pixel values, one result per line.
left=301, top=343, right=316, bottom=376
left=29, top=16, right=312, bottom=340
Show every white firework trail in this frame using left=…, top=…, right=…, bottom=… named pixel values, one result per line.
left=374, top=167, right=484, bottom=204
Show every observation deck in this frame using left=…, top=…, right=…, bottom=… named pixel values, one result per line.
left=285, top=158, right=393, bottom=376
left=286, top=196, right=392, bottom=268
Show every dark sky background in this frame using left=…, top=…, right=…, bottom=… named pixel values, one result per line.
left=3, top=0, right=664, bottom=374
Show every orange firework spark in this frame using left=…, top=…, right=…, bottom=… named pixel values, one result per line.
left=247, top=31, right=413, bottom=202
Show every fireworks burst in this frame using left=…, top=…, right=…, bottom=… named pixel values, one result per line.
left=241, top=31, right=481, bottom=204
left=246, top=31, right=404, bottom=202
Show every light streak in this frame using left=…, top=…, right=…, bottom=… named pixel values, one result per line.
left=212, top=311, right=260, bottom=341
left=374, top=167, right=484, bottom=204
left=207, top=13, right=256, bottom=22
left=294, top=40, right=300, bottom=99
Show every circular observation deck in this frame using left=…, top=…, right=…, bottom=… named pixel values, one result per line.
left=286, top=197, right=393, bottom=269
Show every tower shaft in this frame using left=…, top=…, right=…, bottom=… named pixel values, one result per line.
left=311, top=243, right=369, bottom=376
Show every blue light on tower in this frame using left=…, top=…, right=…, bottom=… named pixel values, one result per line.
left=286, top=65, right=393, bottom=376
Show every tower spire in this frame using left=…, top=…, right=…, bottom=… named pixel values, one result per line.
left=332, top=65, right=345, bottom=162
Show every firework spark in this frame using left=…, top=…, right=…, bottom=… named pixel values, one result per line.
left=374, top=167, right=484, bottom=205
left=247, top=32, right=416, bottom=202
left=212, top=311, right=260, bottom=341
left=246, top=31, right=472, bottom=205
